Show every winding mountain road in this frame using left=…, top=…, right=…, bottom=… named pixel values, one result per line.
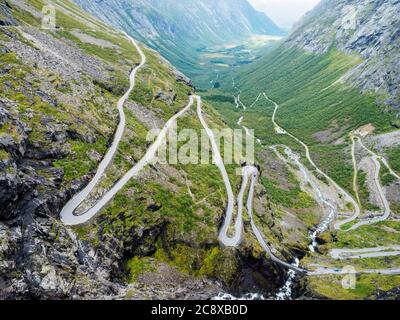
left=246, top=165, right=307, bottom=273
left=224, top=98, right=306, bottom=271
left=196, top=95, right=243, bottom=247
left=59, top=33, right=400, bottom=280
left=261, top=92, right=400, bottom=276
left=345, top=143, right=391, bottom=230
left=61, top=94, right=195, bottom=225
left=336, top=135, right=398, bottom=231
left=330, top=246, right=400, bottom=260
left=237, top=115, right=262, bottom=145
left=61, top=36, right=195, bottom=225
left=351, top=135, right=362, bottom=207
left=57, top=41, right=294, bottom=272
left=358, top=136, right=400, bottom=182
left=198, top=96, right=292, bottom=272
left=263, top=93, right=361, bottom=231
left=270, top=145, right=336, bottom=252
left=61, top=34, right=146, bottom=225
left=231, top=76, right=248, bottom=110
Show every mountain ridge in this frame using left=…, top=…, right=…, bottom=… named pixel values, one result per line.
left=286, top=0, right=400, bottom=119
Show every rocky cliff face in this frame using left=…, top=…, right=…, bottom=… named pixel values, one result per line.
left=0, top=0, right=16, bottom=26
left=286, top=0, right=400, bottom=120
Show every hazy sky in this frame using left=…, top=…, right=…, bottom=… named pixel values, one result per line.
left=248, top=0, right=320, bottom=29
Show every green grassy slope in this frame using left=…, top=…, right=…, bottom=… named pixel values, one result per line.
left=214, top=43, right=400, bottom=300
left=217, top=47, right=395, bottom=192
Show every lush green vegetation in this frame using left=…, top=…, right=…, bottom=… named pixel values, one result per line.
left=386, top=146, right=400, bottom=176
left=357, top=171, right=380, bottom=212
left=325, top=221, right=400, bottom=249
left=309, top=274, right=400, bottom=300
left=379, top=160, right=396, bottom=186
left=126, top=256, right=155, bottom=282
left=0, top=149, right=9, bottom=161
left=216, top=47, right=395, bottom=195
left=261, top=176, right=314, bottom=209
left=152, top=244, right=237, bottom=284
left=236, top=48, right=391, bottom=134
left=0, top=52, right=20, bottom=64
left=53, top=138, right=108, bottom=180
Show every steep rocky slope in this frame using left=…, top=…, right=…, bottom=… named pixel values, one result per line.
left=0, top=0, right=297, bottom=299
left=72, top=0, right=284, bottom=81
left=287, top=0, right=400, bottom=121
left=0, top=0, right=16, bottom=25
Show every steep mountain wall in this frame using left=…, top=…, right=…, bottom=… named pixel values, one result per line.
left=287, top=0, right=400, bottom=116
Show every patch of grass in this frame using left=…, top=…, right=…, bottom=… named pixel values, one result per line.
left=261, top=176, right=314, bottom=209
left=0, top=123, right=22, bottom=143
left=0, top=52, right=20, bottom=64
left=205, top=94, right=235, bottom=104
left=326, top=221, right=400, bottom=249
left=353, top=255, right=400, bottom=270
left=127, top=256, right=155, bottom=282
left=358, top=171, right=381, bottom=211
left=309, top=274, right=400, bottom=300
left=153, top=243, right=238, bottom=284
left=299, top=210, right=321, bottom=229
left=340, top=220, right=358, bottom=231
left=0, top=149, right=9, bottom=161
left=53, top=138, right=108, bottom=182
left=199, top=247, right=222, bottom=277
left=380, top=161, right=396, bottom=186
left=10, top=4, right=41, bottom=27
left=386, top=146, right=400, bottom=176
left=391, top=203, right=400, bottom=215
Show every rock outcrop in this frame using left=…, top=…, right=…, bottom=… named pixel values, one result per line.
left=286, top=0, right=400, bottom=117
left=0, top=1, right=17, bottom=26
